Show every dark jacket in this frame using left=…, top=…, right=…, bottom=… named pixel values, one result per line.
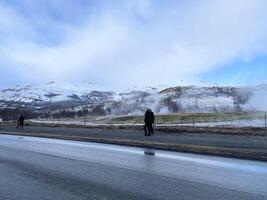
left=144, top=110, right=155, bottom=124
left=19, top=115, right=24, bottom=123
left=144, top=110, right=150, bottom=123
left=149, top=111, right=155, bottom=124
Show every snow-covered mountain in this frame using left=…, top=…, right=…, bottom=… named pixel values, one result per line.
left=0, top=81, right=117, bottom=103
left=0, top=81, right=266, bottom=119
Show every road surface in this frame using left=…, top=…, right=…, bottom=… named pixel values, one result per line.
left=1, top=126, right=267, bottom=150
left=1, top=125, right=267, bottom=161
left=0, top=134, right=267, bottom=200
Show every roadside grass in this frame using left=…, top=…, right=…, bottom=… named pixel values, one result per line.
left=2, top=111, right=265, bottom=127
left=105, top=112, right=265, bottom=124
left=25, top=111, right=265, bottom=124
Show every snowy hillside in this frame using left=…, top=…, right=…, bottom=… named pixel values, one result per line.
left=0, top=81, right=266, bottom=119
left=0, top=81, right=117, bottom=103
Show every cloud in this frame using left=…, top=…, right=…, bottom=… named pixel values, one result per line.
left=1, top=0, right=267, bottom=88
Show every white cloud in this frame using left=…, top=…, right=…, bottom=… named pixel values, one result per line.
left=1, top=0, right=267, bottom=88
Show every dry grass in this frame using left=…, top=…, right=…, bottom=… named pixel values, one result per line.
left=94, top=112, right=265, bottom=124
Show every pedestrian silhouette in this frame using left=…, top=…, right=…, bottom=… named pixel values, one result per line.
left=144, top=109, right=155, bottom=136
left=17, top=114, right=24, bottom=128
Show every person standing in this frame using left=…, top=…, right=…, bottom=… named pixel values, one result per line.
left=144, top=109, right=150, bottom=136
left=18, top=114, right=25, bottom=128
left=144, top=109, right=155, bottom=136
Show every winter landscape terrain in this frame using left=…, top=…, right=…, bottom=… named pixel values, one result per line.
left=0, top=82, right=266, bottom=111
left=0, top=81, right=266, bottom=127
left=0, top=82, right=267, bottom=126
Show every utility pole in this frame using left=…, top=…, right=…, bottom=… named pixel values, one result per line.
left=265, top=114, right=266, bottom=129
left=58, top=112, right=60, bottom=125
left=0, top=115, right=2, bottom=130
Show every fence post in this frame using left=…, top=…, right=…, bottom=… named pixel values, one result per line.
left=192, top=115, right=195, bottom=127
left=265, top=114, right=266, bottom=129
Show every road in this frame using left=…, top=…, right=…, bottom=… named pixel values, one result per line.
left=1, top=126, right=267, bottom=150
left=1, top=126, right=267, bottom=161
left=0, top=134, right=267, bottom=200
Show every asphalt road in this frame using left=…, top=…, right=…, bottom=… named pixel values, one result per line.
left=0, top=134, right=267, bottom=200
left=1, top=126, right=267, bottom=150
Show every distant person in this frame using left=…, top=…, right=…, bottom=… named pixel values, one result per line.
left=144, top=109, right=149, bottom=136
left=144, top=109, right=155, bottom=136
left=17, top=114, right=24, bottom=128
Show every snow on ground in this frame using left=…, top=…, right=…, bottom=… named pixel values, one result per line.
left=30, top=118, right=267, bottom=128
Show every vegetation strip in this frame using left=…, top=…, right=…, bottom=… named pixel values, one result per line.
left=0, top=131, right=266, bottom=162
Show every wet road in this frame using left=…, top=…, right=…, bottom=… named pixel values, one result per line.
left=0, top=134, right=267, bottom=200
left=2, top=125, right=267, bottom=150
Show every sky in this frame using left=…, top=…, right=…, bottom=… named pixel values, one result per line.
left=1, top=0, right=267, bottom=89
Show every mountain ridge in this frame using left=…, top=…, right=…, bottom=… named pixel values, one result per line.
left=0, top=82, right=266, bottom=120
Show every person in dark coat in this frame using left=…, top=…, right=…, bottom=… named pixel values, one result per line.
left=144, top=109, right=155, bottom=136
left=18, top=114, right=24, bottom=128
left=144, top=109, right=150, bottom=136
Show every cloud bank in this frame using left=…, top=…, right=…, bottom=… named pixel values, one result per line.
left=1, top=0, right=267, bottom=88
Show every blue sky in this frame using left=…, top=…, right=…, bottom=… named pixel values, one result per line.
left=0, top=0, right=267, bottom=89
left=201, top=56, right=267, bottom=86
